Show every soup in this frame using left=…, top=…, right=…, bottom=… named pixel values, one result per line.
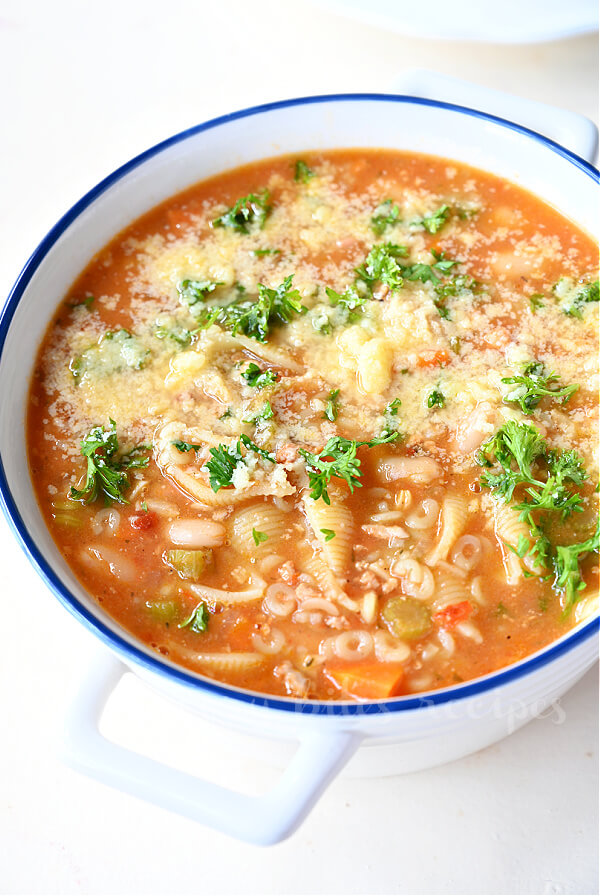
left=28, top=150, right=599, bottom=701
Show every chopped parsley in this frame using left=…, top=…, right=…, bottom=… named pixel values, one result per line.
left=70, top=295, right=95, bottom=310
left=413, top=204, right=451, bottom=234
left=194, top=275, right=307, bottom=342
left=178, top=602, right=209, bottom=633
left=320, top=528, right=336, bottom=542
left=299, top=432, right=399, bottom=505
left=252, top=248, right=281, bottom=257
left=172, top=440, right=202, bottom=453
left=294, top=160, right=315, bottom=183
left=69, top=420, right=150, bottom=506
left=355, top=242, right=409, bottom=293
left=371, top=200, right=401, bottom=236
left=326, top=285, right=369, bottom=321
left=154, top=321, right=193, bottom=347
left=243, top=402, right=274, bottom=425
left=381, top=398, right=404, bottom=439
left=324, top=388, right=340, bottom=422
left=477, top=420, right=598, bottom=614
left=212, top=190, right=271, bottom=233
left=241, top=362, right=278, bottom=389
left=427, top=389, right=446, bottom=409
left=206, top=435, right=274, bottom=492
left=529, top=293, right=545, bottom=313
left=501, top=361, right=578, bottom=415
left=141, top=500, right=148, bottom=513
left=252, top=528, right=269, bottom=546
left=177, top=279, right=224, bottom=315
left=555, top=278, right=599, bottom=318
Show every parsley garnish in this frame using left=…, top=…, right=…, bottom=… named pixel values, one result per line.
left=252, top=248, right=281, bottom=257
left=294, top=160, right=315, bottom=183
left=212, top=190, right=271, bottom=233
left=324, top=389, right=340, bottom=422
left=554, top=520, right=600, bottom=615
left=154, top=322, right=193, bottom=347
left=252, top=528, right=269, bottom=546
left=178, top=602, right=209, bottom=633
left=477, top=421, right=597, bottom=613
left=243, top=402, right=274, bottom=425
left=427, top=389, right=445, bottom=409
left=501, top=361, right=578, bottom=415
left=326, top=285, right=369, bottom=321
left=414, top=204, right=451, bottom=234
left=177, top=279, right=224, bottom=315
left=556, top=278, right=599, bottom=318
left=371, top=200, right=401, bottom=236
left=320, top=528, right=336, bottom=541
left=241, top=362, right=278, bottom=389
left=173, top=440, right=202, bottom=453
left=195, top=275, right=306, bottom=342
left=69, top=420, right=150, bottom=506
left=529, top=293, right=545, bottom=313
left=206, top=435, right=274, bottom=492
left=70, top=295, right=95, bottom=310
left=355, top=243, right=409, bottom=293
left=299, top=432, right=399, bottom=505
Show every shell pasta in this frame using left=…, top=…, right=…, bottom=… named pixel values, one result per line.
left=28, top=149, right=599, bottom=701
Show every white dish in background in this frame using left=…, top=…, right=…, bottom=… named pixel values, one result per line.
left=310, top=0, right=598, bottom=43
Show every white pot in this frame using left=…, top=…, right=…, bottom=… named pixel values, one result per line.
left=0, top=71, right=598, bottom=846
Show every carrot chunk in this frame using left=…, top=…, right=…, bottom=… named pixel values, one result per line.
left=416, top=349, right=450, bottom=368
left=326, top=662, right=405, bottom=700
left=433, top=600, right=472, bottom=629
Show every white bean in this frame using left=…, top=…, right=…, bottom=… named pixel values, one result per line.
left=168, top=518, right=225, bottom=548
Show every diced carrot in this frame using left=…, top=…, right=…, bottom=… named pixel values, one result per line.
left=326, top=662, right=404, bottom=700
left=433, top=600, right=472, bottom=630
left=416, top=349, right=450, bottom=369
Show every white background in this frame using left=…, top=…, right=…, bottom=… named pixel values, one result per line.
left=0, top=2, right=598, bottom=894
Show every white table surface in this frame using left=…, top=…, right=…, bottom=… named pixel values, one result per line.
left=0, top=2, right=598, bottom=893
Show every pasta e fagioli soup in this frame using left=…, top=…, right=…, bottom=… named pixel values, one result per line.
left=28, top=149, right=599, bottom=701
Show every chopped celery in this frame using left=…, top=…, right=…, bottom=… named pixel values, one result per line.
left=381, top=596, right=431, bottom=640
left=164, top=549, right=213, bottom=580
left=145, top=600, right=178, bottom=624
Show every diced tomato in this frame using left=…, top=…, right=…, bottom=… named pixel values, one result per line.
left=433, top=600, right=472, bottom=629
left=326, top=662, right=405, bottom=700
left=130, top=511, right=157, bottom=531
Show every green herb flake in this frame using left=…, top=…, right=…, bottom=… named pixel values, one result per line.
left=326, top=285, right=369, bottom=322
left=241, top=362, right=278, bottom=389
left=299, top=432, right=399, bottom=505
left=141, top=500, right=148, bottom=513
left=252, top=528, right=269, bottom=546
left=172, top=440, right=202, bottom=453
left=178, top=602, right=209, bottom=633
left=206, top=435, right=275, bottom=493
left=320, top=528, right=336, bottom=542
left=414, top=204, right=451, bottom=234
left=69, top=420, right=150, bottom=506
left=529, top=293, right=545, bottom=313
left=294, top=160, right=316, bottom=183
left=371, top=200, right=401, bottom=236
left=476, top=420, right=598, bottom=615
left=501, top=361, right=578, bottom=415
left=212, top=189, right=271, bottom=233
left=252, top=248, right=281, bottom=257
left=427, top=389, right=446, bottom=409
left=194, top=274, right=307, bottom=343
left=324, top=388, right=340, bottom=422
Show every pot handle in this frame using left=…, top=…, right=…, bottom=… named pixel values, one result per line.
left=391, top=69, right=599, bottom=164
left=60, top=651, right=361, bottom=845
